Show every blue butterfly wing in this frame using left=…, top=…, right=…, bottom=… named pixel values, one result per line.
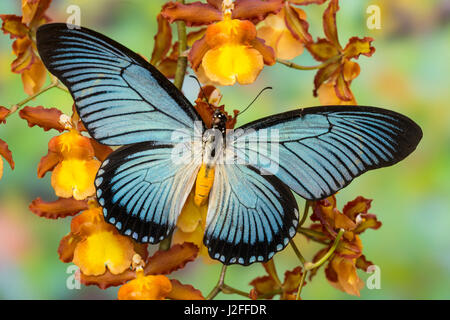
left=230, top=105, right=422, bottom=200
left=95, top=142, right=201, bottom=243
left=204, top=163, right=299, bottom=265
left=36, top=23, right=203, bottom=145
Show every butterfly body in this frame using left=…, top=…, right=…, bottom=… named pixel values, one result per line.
left=36, top=23, right=422, bottom=266
left=194, top=163, right=215, bottom=206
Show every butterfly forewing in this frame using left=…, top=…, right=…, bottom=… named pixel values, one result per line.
left=36, top=23, right=203, bottom=146
left=230, top=105, right=422, bottom=200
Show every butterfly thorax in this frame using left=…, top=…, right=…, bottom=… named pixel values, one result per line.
left=194, top=110, right=228, bottom=206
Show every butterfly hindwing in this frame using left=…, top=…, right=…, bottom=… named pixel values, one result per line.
left=231, top=105, right=422, bottom=200
left=204, top=163, right=299, bottom=265
left=37, top=23, right=202, bottom=146
left=95, top=142, right=201, bottom=243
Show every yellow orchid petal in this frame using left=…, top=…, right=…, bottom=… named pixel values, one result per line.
left=177, top=192, right=206, bottom=233
left=118, top=271, right=172, bottom=300
left=73, top=230, right=135, bottom=276
left=51, top=158, right=100, bottom=200
left=202, top=44, right=263, bottom=86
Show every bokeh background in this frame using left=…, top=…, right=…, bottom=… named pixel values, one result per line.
left=0, top=0, right=449, bottom=299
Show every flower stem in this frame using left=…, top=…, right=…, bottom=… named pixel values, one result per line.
left=206, top=264, right=228, bottom=300
left=304, top=228, right=344, bottom=271
left=221, top=284, right=249, bottom=298
left=298, top=200, right=311, bottom=228
left=295, top=269, right=308, bottom=300
left=297, top=227, right=328, bottom=244
left=290, top=239, right=306, bottom=266
left=276, top=55, right=341, bottom=71
left=173, top=0, right=188, bottom=90
left=6, top=80, right=59, bottom=118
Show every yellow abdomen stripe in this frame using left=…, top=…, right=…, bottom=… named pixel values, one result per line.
left=194, top=164, right=215, bottom=207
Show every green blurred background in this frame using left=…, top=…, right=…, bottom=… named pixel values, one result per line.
left=0, top=0, right=449, bottom=299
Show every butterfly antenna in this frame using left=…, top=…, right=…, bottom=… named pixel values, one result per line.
left=189, top=75, right=213, bottom=109
left=239, top=86, right=273, bottom=116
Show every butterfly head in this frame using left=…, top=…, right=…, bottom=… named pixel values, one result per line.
left=212, top=109, right=227, bottom=134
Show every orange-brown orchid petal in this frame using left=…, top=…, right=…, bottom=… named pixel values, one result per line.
left=0, top=138, right=14, bottom=170
left=306, top=38, right=339, bottom=62
left=313, top=61, right=340, bottom=97
left=290, top=0, right=327, bottom=4
left=335, top=235, right=363, bottom=259
left=50, top=130, right=95, bottom=159
left=37, top=150, right=60, bottom=178
left=11, top=38, right=34, bottom=73
left=205, top=18, right=256, bottom=48
left=342, top=196, right=371, bottom=220
left=342, top=59, right=360, bottom=81
left=0, top=14, right=29, bottom=38
left=145, top=242, right=199, bottom=274
left=207, top=0, right=222, bottom=10
left=161, top=1, right=222, bottom=27
left=263, top=260, right=282, bottom=286
left=80, top=268, right=135, bottom=289
left=58, top=233, right=81, bottom=263
left=156, top=57, right=178, bottom=79
left=145, top=242, right=199, bottom=275
left=257, top=11, right=305, bottom=60
left=251, top=37, right=276, bottom=65
left=196, top=85, right=222, bottom=104
left=150, top=14, right=172, bottom=65
left=118, top=271, right=172, bottom=300
left=232, top=0, right=284, bottom=24
left=317, top=82, right=356, bottom=105
left=21, top=58, right=47, bottom=95
left=284, top=3, right=312, bottom=44
left=343, top=36, right=375, bottom=59
left=276, top=30, right=304, bottom=60
left=187, top=28, right=207, bottom=47
left=355, top=254, right=374, bottom=272
left=70, top=206, right=105, bottom=236
left=0, top=106, right=10, bottom=123
left=312, top=196, right=357, bottom=232
left=19, top=105, right=66, bottom=132
left=188, top=35, right=210, bottom=70
left=354, top=214, right=382, bottom=234
left=282, top=266, right=305, bottom=294
left=21, top=0, right=52, bottom=26
left=329, top=255, right=364, bottom=296
left=249, top=276, right=278, bottom=298
left=167, top=279, right=205, bottom=300
left=89, top=138, right=113, bottom=162
left=73, top=230, right=135, bottom=276
left=29, top=197, right=88, bottom=219
left=334, top=70, right=354, bottom=101
left=323, top=0, right=341, bottom=49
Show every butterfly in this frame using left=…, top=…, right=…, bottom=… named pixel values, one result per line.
left=36, top=23, right=422, bottom=266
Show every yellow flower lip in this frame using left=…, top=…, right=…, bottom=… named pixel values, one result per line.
left=48, top=130, right=101, bottom=200
left=188, top=15, right=275, bottom=86
left=206, top=17, right=257, bottom=47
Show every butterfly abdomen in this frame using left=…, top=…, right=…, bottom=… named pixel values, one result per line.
left=194, top=164, right=215, bottom=206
